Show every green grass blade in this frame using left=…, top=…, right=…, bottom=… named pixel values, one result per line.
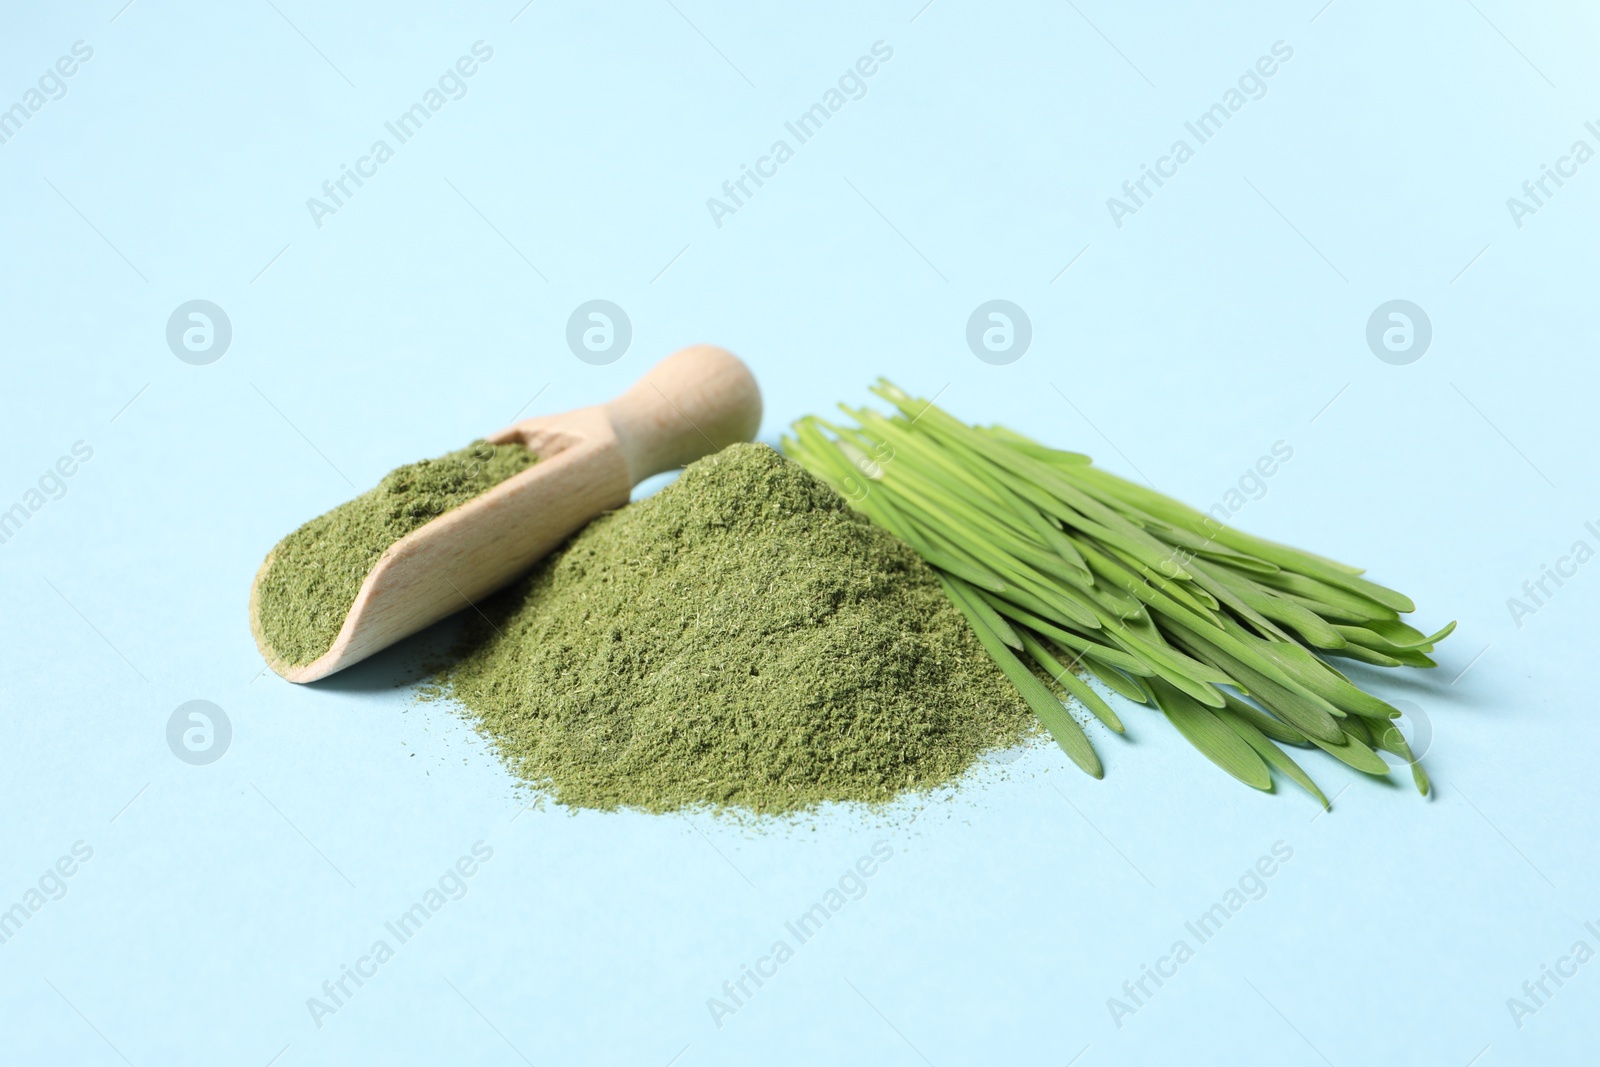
left=966, top=585, right=1023, bottom=649
left=1229, top=625, right=1400, bottom=719
left=1255, top=570, right=1404, bottom=620
left=1365, top=618, right=1457, bottom=650
left=1151, top=680, right=1272, bottom=790
left=977, top=593, right=1154, bottom=676
left=1081, top=657, right=1152, bottom=704
left=1309, top=730, right=1391, bottom=777
left=1168, top=626, right=1345, bottom=743
left=1221, top=692, right=1309, bottom=745
left=980, top=424, right=1093, bottom=465
left=1193, top=559, right=1348, bottom=648
left=1367, top=718, right=1429, bottom=794
left=1321, top=643, right=1405, bottom=668
left=1216, top=707, right=1328, bottom=808
left=785, top=389, right=1447, bottom=805
left=1021, top=632, right=1125, bottom=733
left=940, top=576, right=1102, bottom=777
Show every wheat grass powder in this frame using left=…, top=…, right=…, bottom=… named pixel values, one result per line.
left=256, top=441, right=537, bottom=667
left=437, top=443, right=1033, bottom=815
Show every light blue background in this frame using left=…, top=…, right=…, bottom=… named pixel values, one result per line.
left=2, top=1, right=1596, bottom=1064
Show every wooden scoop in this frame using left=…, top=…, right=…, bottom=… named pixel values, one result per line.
left=249, top=344, right=762, bottom=683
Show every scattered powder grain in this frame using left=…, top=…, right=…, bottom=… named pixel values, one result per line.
left=439, top=443, right=1034, bottom=815
left=256, top=441, right=537, bottom=667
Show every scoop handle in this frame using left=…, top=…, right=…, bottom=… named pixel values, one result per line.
left=602, top=345, right=763, bottom=482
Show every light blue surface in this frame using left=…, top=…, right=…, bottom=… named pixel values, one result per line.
left=2, top=2, right=1596, bottom=1064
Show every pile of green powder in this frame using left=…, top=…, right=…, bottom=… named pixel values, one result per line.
left=439, top=443, right=1034, bottom=815
left=256, top=441, right=537, bottom=667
